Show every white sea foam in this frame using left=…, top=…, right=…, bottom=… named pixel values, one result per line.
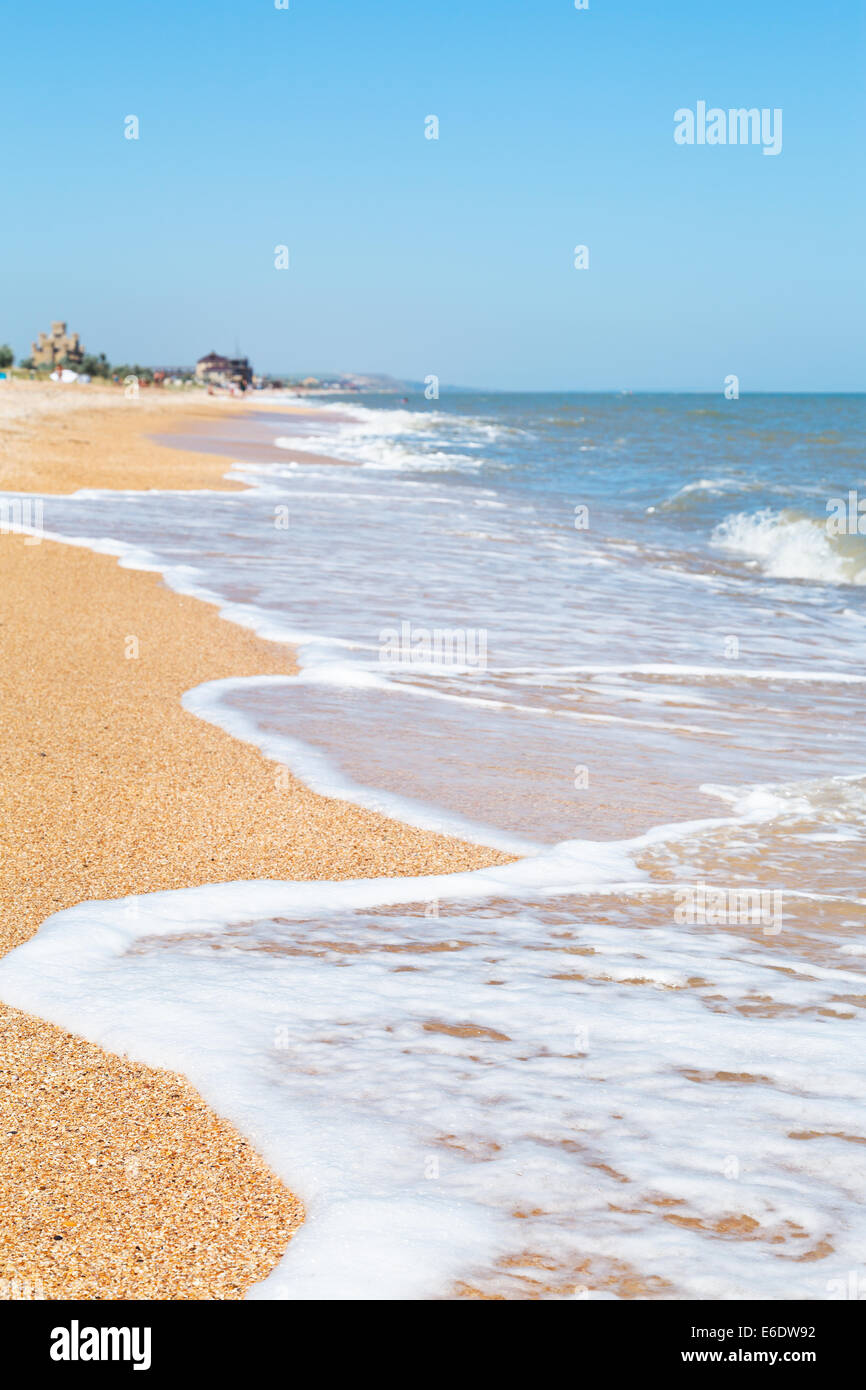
left=3, top=786, right=857, bottom=1300
left=271, top=402, right=511, bottom=473
left=1, top=790, right=863, bottom=1299
left=504, top=663, right=866, bottom=684
left=712, top=509, right=866, bottom=585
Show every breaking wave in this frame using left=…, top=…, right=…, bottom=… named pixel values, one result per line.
left=712, top=508, right=866, bottom=585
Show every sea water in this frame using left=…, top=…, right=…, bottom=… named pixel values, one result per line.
left=1, top=392, right=865, bottom=1298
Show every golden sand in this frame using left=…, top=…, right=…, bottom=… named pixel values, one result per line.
left=0, top=380, right=263, bottom=494
left=0, top=383, right=511, bottom=1299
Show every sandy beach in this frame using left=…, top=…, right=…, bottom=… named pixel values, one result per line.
left=0, top=382, right=258, bottom=494
left=0, top=382, right=510, bottom=1299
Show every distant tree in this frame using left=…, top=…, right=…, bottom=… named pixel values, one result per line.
left=112, top=363, right=152, bottom=382
left=0, top=345, right=14, bottom=368
left=18, top=356, right=34, bottom=370
left=80, top=352, right=111, bottom=378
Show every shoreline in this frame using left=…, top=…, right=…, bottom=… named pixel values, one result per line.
left=0, top=382, right=511, bottom=1299
left=0, top=381, right=331, bottom=494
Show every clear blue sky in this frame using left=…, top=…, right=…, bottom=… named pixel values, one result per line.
left=2, top=0, right=863, bottom=389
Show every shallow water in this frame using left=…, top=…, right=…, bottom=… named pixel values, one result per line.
left=2, top=391, right=865, bottom=1298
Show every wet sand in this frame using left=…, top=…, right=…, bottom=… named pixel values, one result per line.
left=153, top=410, right=356, bottom=471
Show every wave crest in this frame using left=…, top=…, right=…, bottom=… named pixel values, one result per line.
left=712, top=508, right=866, bottom=585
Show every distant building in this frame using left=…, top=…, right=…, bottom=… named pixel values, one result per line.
left=195, top=351, right=253, bottom=388
left=194, top=351, right=231, bottom=383
left=32, top=321, right=84, bottom=368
